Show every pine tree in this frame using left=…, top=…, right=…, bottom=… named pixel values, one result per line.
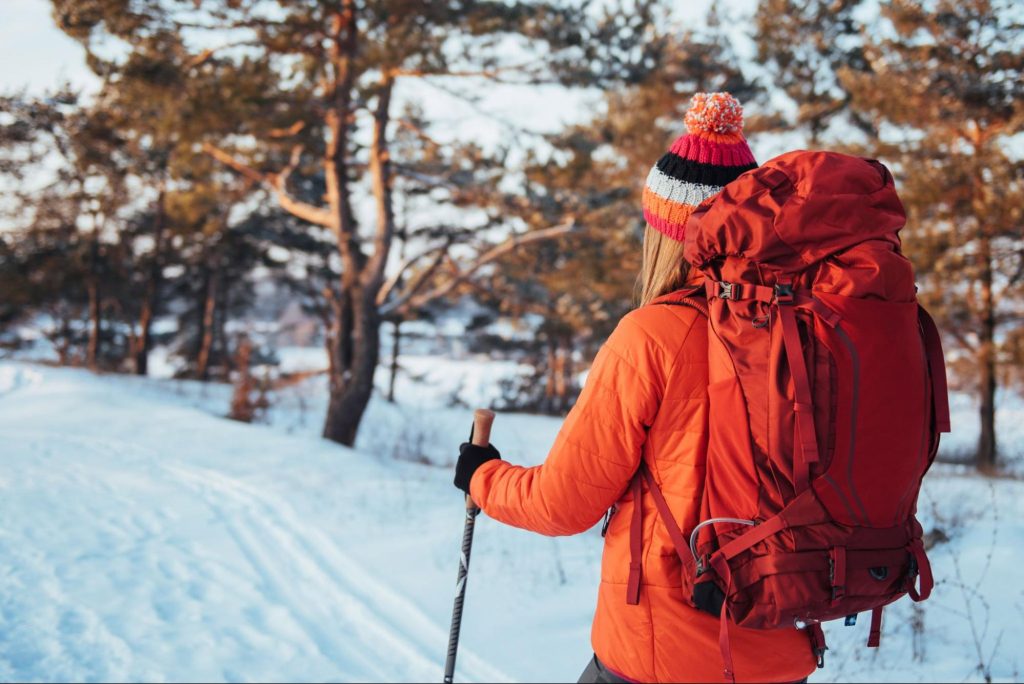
left=0, top=88, right=132, bottom=369
left=839, top=0, right=1023, bottom=469
left=754, top=0, right=873, bottom=142
left=182, top=0, right=664, bottom=445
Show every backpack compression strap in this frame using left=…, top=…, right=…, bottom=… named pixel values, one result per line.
left=918, top=306, right=951, bottom=433
left=775, top=281, right=820, bottom=492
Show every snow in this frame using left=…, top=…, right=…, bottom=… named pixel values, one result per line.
left=0, top=358, right=1021, bottom=683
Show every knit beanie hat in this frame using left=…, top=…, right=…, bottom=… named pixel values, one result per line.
left=642, top=92, right=757, bottom=241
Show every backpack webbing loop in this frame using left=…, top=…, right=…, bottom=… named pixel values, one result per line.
left=867, top=606, right=884, bottom=647
left=906, top=538, right=934, bottom=601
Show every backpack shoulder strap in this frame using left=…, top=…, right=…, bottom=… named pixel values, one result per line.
left=625, top=287, right=707, bottom=606
left=625, top=463, right=697, bottom=606
left=640, top=463, right=693, bottom=567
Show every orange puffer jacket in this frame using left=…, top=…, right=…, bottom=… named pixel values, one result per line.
left=470, top=283, right=818, bottom=683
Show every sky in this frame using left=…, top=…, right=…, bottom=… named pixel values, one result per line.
left=0, top=0, right=100, bottom=96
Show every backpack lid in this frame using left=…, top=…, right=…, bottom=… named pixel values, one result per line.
left=683, top=150, right=906, bottom=274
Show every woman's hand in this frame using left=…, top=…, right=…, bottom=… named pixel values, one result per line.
left=454, top=442, right=501, bottom=495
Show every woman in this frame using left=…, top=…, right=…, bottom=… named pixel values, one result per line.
left=453, top=93, right=817, bottom=683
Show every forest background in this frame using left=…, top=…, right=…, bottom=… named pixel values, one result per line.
left=1, top=0, right=1022, bottom=470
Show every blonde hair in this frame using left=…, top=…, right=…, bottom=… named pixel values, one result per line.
left=636, top=225, right=690, bottom=306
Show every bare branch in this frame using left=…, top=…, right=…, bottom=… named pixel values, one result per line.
left=389, top=57, right=545, bottom=82
left=377, top=238, right=457, bottom=313
left=203, top=142, right=336, bottom=229
left=376, top=240, right=451, bottom=308
left=268, top=121, right=306, bottom=139
left=203, top=142, right=267, bottom=183
left=389, top=220, right=579, bottom=315
left=186, top=48, right=216, bottom=70
left=948, top=325, right=978, bottom=352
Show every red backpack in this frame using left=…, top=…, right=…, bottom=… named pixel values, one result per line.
left=630, top=151, right=951, bottom=682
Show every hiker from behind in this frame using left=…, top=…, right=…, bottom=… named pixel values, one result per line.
left=453, top=93, right=818, bottom=683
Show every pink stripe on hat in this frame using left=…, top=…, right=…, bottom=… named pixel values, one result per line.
left=669, top=137, right=757, bottom=167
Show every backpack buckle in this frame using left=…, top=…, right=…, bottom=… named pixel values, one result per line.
left=774, top=282, right=794, bottom=302
left=717, top=281, right=735, bottom=300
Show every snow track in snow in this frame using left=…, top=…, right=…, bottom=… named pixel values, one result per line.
left=0, top=363, right=508, bottom=683
left=166, top=463, right=508, bottom=683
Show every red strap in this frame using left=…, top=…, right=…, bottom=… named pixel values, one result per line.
left=710, top=554, right=737, bottom=683
left=808, top=623, right=827, bottom=668
left=907, top=539, right=934, bottom=602
left=867, top=606, right=883, bottom=648
left=639, top=464, right=692, bottom=567
left=626, top=473, right=643, bottom=605
left=716, top=514, right=785, bottom=561
left=778, top=297, right=820, bottom=493
left=918, top=306, right=952, bottom=433
left=829, top=546, right=847, bottom=605
left=794, top=293, right=841, bottom=328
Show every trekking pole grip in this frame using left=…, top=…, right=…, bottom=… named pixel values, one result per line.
left=466, top=409, right=494, bottom=511
left=471, top=408, right=495, bottom=446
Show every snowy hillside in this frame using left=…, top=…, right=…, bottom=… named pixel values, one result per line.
left=0, top=360, right=1021, bottom=683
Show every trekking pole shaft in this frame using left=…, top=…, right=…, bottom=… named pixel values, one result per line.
left=443, top=409, right=494, bottom=683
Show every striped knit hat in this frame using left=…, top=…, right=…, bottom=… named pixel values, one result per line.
left=642, top=92, right=757, bottom=241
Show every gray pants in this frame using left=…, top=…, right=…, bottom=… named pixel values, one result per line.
left=577, top=654, right=810, bottom=683
left=577, top=655, right=631, bottom=683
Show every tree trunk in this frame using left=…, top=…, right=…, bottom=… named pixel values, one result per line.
left=387, top=318, right=401, bottom=403
left=321, top=27, right=395, bottom=447
left=133, top=300, right=153, bottom=375
left=319, top=1, right=373, bottom=447
left=196, top=269, right=218, bottom=381
left=543, top=343, right=557, bottom=413
left=86, top=214, right=102, bottom=371
left=86, top=279, right=100, bottom=371
left=977, top=236, right=997, bottom=470
left=229, top=335, right=255, bottom=423
left=560, top=336, right=575, bottom=412
left=213, top=275, right=230, bottom=378
left=132, top=186, right=167, bottom=376
left=323, top=288, right=380, bottom=446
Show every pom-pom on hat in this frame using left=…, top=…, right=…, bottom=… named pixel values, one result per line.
left=642, top=92, right=757, bottom=242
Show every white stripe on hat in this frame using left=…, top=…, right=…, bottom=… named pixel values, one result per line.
left=644, top=165, right=721, bottom=206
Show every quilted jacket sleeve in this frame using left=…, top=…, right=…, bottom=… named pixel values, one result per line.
left=469, top=312, right=681, bottom=536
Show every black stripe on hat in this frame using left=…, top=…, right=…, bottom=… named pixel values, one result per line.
left=656, top=153, right=758, bottom=188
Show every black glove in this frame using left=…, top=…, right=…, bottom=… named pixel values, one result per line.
left=454, top=442, right=501, bottom=495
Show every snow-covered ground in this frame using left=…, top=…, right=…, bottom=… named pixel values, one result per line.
left=0, top=358, right=1021, bottom=683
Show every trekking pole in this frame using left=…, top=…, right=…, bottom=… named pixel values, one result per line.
left=443, top=408, right=494, bottom=684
